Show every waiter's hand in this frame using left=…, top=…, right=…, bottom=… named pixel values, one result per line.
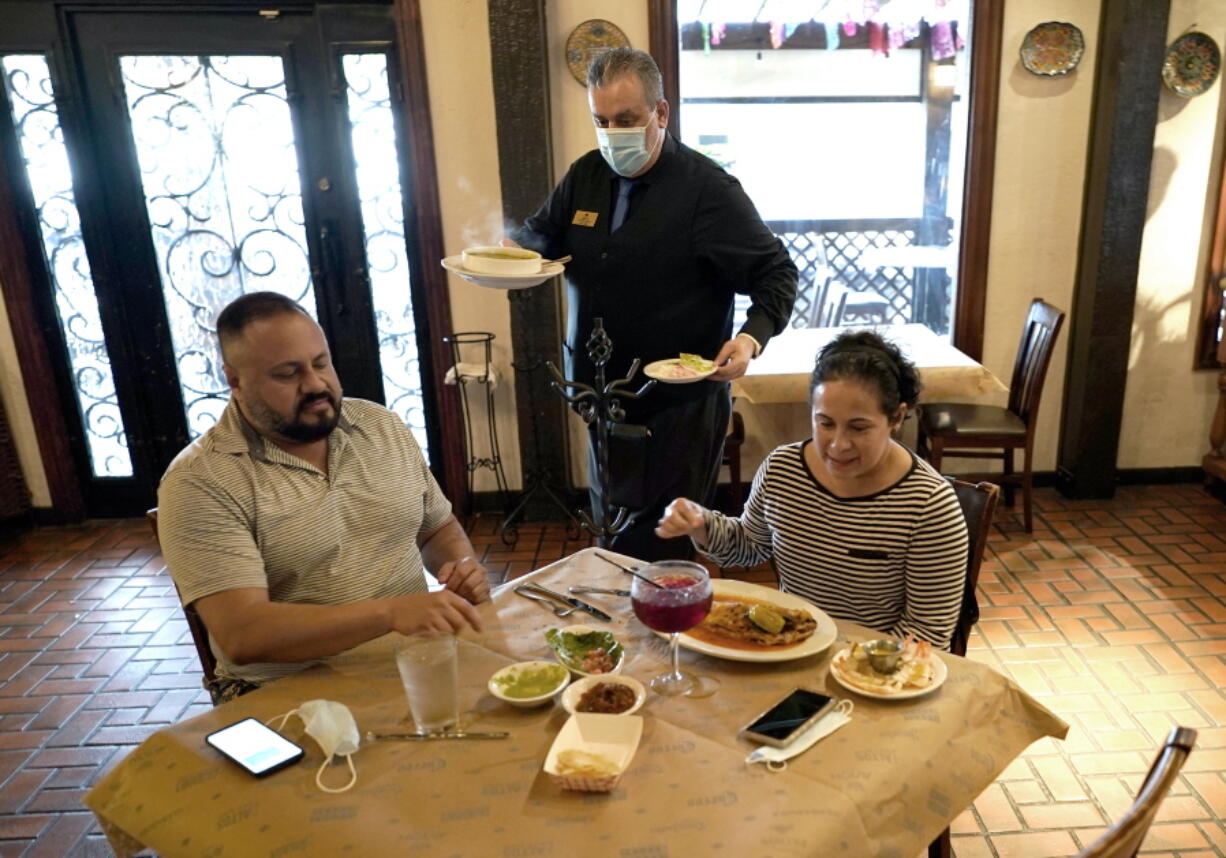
left=709, top=335, right=756, bottom=382
left=500, top=237, right=521, bottom=248
left=436, top=556, right=492, bottom=604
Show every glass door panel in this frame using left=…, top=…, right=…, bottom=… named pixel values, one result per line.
left=1, top=54, right=133, bottom=477
left=341, top=52, right=428, bottom=457
left=118, top=54, right=319, bottom=437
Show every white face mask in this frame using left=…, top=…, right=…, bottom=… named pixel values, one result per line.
left=745, top=699, right=854, bottom=772
left=269, top=699, right=360, bottom=793
left=596, top=125, right=653, bottom=177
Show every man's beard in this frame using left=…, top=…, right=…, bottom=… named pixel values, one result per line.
left=254, top=392, right=342, bottom=442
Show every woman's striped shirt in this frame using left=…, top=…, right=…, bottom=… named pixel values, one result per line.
left=702, top=440, right=968, bottom=649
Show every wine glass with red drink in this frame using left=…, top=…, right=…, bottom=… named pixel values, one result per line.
left=630, top=560, right=713, bottom=696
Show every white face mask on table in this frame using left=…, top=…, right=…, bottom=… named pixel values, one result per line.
left=744, top=699, right=855, bottom=772
left=596, top=125, right=652, bottom=177
left=269, top=699, right=361, bottom=793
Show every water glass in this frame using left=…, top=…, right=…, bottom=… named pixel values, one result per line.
left=394, top=632, right=459, bottom=733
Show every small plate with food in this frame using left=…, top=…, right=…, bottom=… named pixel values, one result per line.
left=560, top=675, right=646, bottom=716
left=545, top=626, right=626, bottom=676
left=643, top=354, right=717, bottom=384
left=671, top=579, right=838, bottom=663
left=827, top=637, right=947, bottom=700
left=487, top=660, right=571, bottom=708
left=441, top=252, right=564, bottom=290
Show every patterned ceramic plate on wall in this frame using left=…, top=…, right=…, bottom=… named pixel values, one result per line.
left=1163, top=31, right=1222, bottom=97
left=1020, top=21, right=1085, bottom=76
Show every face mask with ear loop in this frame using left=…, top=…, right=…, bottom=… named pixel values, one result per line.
left=744, top=699, right=854, bottom=772
left=268, top=699, right=361, bottom=793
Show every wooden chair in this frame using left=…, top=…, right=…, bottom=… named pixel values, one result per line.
left=720, top=408, right=746, bottom=512
left=928, top=478, right=1000, bottom=858
left=1076, top=726, right=1197, bottom=858
left=146, top=508, right=218, bottom=685
left=918, top=299, right=1065, bottom=533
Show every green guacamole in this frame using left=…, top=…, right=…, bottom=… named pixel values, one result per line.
left=494, top=664, right=568, bottom=698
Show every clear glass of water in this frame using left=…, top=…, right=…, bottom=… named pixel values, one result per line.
left=394, top=632, right=459, bottom=733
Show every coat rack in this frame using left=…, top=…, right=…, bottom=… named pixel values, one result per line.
left=545, top=317, right=654, bottom=547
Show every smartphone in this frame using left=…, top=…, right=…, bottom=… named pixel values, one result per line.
left=740, top=688, right=838, bottom=748
left=205, top=718, right=305, bottom=777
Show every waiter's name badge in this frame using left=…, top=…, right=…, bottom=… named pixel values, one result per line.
left=572, top=210, right=598, bottom=227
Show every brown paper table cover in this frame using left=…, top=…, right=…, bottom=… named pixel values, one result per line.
left=85, top=547, right=1066, bottom=857
left=732, top=323, right=1008, bottom=404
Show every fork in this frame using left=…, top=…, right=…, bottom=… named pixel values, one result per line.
left=514, top=587, right=577, bottom=617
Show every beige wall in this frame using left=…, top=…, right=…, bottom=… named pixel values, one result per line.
left=1123, top=0, right=1225, bottom=468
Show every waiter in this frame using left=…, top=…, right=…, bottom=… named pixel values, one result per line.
left=512, top=47, right=797, bottom=561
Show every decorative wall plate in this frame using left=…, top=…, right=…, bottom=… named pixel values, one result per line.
left=565, top=19, right=630, bottom=85
left=1019, top=21, right=1085, bottom=76
left=1163, top=31, right=1222, bottom=97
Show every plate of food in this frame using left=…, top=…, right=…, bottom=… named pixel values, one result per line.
left=672, top=579, right=838, bottom=662
left=827, top=637, right=947, bottom=700
left=643, top=354, right=717, bottom=384
left=545, top=626, right=626, bottom=676
left=441, top=254, right=564, bottom=290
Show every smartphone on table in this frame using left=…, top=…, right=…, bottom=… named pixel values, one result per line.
left=206, top=718, right=304, bottom=777
left=740, top=688, right=838, bottom=748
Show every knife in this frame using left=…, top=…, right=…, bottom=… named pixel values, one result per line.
left=520, top=582, right=613, bottom=622
left=569, top=585, right=630, bottom=597
left=593, top=551, right=641, bottom=574
left=365, top=730, right=509, bottom=741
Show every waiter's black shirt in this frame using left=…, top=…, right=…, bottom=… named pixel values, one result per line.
left=514, top=134, right=797, bottom=419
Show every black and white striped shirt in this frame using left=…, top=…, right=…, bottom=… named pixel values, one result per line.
left=158, top=398, right=450, bottom=684
left=702, top=441, right=968, bottom=648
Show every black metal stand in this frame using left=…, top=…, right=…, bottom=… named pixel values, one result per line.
left=498, top=353, right=584, bottom=547
left=545, top=317, right=654, bottom=547
left=442, top=332, right=512, bottom=521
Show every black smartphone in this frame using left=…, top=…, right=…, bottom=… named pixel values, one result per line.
left=205, top=718, right=305, bottom=777
left=740, top=688, right=838, bottom=748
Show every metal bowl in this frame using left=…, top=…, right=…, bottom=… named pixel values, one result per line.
left=863, top=638, right=904, bottom=673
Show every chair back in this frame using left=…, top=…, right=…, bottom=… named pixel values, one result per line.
left=1076, top=727, right=1197, bottom=858
left=812, top=280, right=849, bottom=328
left=147, top=508, right=218, bottom=684
left=1007, top=298, right=1065, bottom=426
left=946, top=479, right=1000, bottom=657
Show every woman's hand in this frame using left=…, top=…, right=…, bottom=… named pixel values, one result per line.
left=655, top=497, right=709, bottom=545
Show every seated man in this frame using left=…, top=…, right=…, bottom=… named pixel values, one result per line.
left=158, top=292, right=489, bottom=703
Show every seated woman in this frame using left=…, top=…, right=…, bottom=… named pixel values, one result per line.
left=656, top=331, right=968, bottom=649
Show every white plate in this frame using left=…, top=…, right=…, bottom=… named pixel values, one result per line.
left=671, top=579, right=838, bottom=663
left=827, top=646, right=948, bottom=700
left=441, top=255, right=564, bottom=290
left=643, top=358, right=716, bottom=384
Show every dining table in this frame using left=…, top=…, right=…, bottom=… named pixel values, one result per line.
left=732, top=323, right=1008, bottom=405
left=85, top=547, right=1067, bottom=857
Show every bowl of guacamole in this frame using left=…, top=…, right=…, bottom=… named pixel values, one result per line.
left=488, top=660, right=571, bottom=707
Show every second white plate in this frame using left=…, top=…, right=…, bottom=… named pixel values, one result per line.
left=643, top=358, right=716, bottom=384
left=442, top=255, right=564, bottom=289
left=827, top=646, right=948, bottom=700
left=672, top=580, right=838, bottom=663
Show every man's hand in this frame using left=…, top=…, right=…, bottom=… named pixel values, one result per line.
left=499, top=237, right=521, bottom=248
left=386, top=590, right=484, bottom=635
left=709, top=334, right=757, bottom=382
left=655, top=497, right=710, bottom=546
left=436, top=555, right=491, bottom=604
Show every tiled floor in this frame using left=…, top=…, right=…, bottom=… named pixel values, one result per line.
left=0, top=484, right=1222, bottom=856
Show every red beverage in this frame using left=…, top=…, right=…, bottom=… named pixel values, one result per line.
left=632, top=573, right=713, bottom=633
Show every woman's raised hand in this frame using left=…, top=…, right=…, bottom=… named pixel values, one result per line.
left=655, top=497, right=709, bottom=544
